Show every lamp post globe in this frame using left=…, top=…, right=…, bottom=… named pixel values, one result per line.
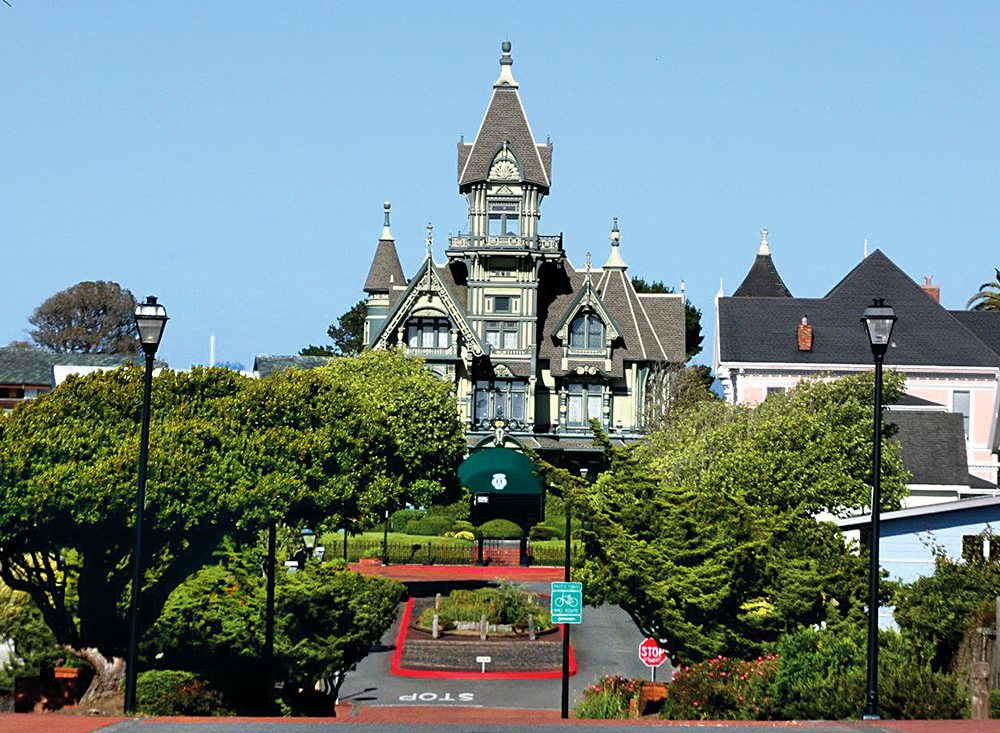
left=860, top=297, right=895, bottom=721
left=124, top=296, right=167, bottom=714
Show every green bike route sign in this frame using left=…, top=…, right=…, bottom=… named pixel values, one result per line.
left=550, top=581, right=583, bottom=624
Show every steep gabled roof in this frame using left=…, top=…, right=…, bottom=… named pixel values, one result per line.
left=536, top=258, right=685, bottom=376
left=458, top=43, right=550, bottom=190
left=718, top=250, right=1000, bottom=368
left=253, top=354, right=336, bottom=378
left=371, top=256, right=484, bottom=357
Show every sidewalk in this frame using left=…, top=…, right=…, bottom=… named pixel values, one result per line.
left=5, top=710, right=1000, bottom=730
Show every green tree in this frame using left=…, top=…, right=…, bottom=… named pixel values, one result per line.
left=28, top=281, right=139, bottom=354
left=276, top=561, right=404, bottom=707
left=967, top=268, right=1000, bottom=311
left=0, top=350, right=463, bottom=705
left=631, top=277, right=703, bottom=361
left=642, top=371, right=909, bottom=515
left=537, top=372, right=907, bottom=662
left=893, top=539, right=1000, bottom=672
left=301, top=300, right=367, bottom=356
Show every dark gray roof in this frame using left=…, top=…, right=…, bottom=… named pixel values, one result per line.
left=253, top=354, right=336, bottom=378
left=718, top=250, right=1000, bottom=368
left=363, top=239, right=407, bottom=293
left=459, top=87, right=550, bottom=189
left=888, top=411, right=970, bottom=486
left=536, top=260, right=685, bottom=376
left=891, top=393, right=946, bottom=409
left=949, top=310, right=1000, bottom=357
left=733, top=253, right=792, bottom=297
left=0, top=347, right=134, bottom=386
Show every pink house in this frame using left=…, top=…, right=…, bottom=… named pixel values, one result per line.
left=714, top=232, right=1000, bottom=499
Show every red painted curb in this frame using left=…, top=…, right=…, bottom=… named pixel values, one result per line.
left=390, top=597, right=577, bottom=679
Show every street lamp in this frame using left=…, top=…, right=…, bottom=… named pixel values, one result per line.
left=124, top=296, right=168, bottom=714
left=861, top=297, right=896, bottom=721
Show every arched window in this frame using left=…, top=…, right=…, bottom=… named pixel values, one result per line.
left=406, top=317, right=451, bottom=349
left=569, top=313, right=604, bottom=350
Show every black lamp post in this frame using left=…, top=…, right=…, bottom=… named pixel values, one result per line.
left=124, top=296, right=168, bottom=714
left=860, top=297, right=896, bottom=721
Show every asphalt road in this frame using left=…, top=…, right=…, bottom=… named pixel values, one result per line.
left=338, top=581, right=660, bottom=711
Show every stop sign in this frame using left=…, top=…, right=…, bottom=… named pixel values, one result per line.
left=638, top=637, right=667, bottom=668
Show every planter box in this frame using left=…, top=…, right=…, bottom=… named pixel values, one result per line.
left=359, top=557, right=382, bottom=567
left=630, top=681, right=668, bottom=718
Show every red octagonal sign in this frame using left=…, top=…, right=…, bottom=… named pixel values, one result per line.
left=639, top=637, right=667, bottom=668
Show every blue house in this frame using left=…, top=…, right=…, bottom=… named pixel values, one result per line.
left=836, top=496, right=1000, bottom=627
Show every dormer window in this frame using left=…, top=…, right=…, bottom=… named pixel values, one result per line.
left=569, top=313, right=604, bottom=350
left=406, top=317, right=451, bottom=349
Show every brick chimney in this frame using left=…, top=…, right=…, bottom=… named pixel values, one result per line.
left=797, top=316, right=813, bottom=351
left=922, top=275, right=940, bottom=302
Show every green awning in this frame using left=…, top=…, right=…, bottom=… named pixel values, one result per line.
left=458, top=447, right=543, bottom=495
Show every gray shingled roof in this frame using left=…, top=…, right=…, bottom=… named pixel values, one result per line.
left=949, top=310, right=1000, bottom=357
left=888, top=411, right=970, bottom=486
left=363, top=239, right=407, bottom=294
left=0, top=347, right=134, bottom=385
left=253, top=354, right=336, bottom=378
left=536, top=260, right=685, bottom=376
left=459, top=87, right=550, bottom=189
left=718, top=250, right=1000, bottom=368
left=732, top=253, right=792, bottom=297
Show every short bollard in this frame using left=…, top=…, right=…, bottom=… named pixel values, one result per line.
left=479, top=614, right=487, bottom=640
left=435, top=592, right=442, bottom=610
left=528, top=614, right=536, bottom=641
left=432, top=614, right=439, bottom=639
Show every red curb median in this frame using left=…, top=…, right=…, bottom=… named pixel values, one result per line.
left=390, top=596, right=577, bottom=679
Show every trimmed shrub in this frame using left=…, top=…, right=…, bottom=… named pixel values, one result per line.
left=406, top=515, right=456, bottom=536
left=136, top=670, right=226, bottom=716
left=529, top=523, right=562, bottom=541
left=452, top=520, right=476, bottom=534
left=575, top=675, right=639, bottom=719
left=425, top=492, right=471, bottom=521
left=478, top=518, right=524, bottom=539
left=391, top=508, right=424, bottom=530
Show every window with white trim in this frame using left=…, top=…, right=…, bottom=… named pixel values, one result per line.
left=475, top=379, right=527, bottom=423
left=953, top=390, right=971, bottom=439
left=567, top=383, right=604, bottom=427
left=485, top=321, right=519, bottom=350
left=569, top=313, right=604, bottom=351
left=406, top=317, right=450, bottom=349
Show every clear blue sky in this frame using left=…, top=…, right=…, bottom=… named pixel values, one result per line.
left=2, top=2, right=997, bottom=370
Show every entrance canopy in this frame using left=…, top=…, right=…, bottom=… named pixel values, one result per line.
left=458, top=447, right=543, bottom=495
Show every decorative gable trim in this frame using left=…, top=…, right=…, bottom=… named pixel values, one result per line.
left=371, top=261, right=485, bottom=361
left=552, top=276, right=623, bottom=346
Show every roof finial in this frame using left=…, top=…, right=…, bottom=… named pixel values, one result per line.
left=758, top=228, right=770, bottom=256
left=494, top=40, right=518, bottom=88
left=586, top=251, right=592, bottom=274
left=864, top=238, right=869, bottom=258
left=603, top=217, right=627, bottom=269
left=426, top=223, right=434, bottom=260
left=380, top=201, right=394, bottom=241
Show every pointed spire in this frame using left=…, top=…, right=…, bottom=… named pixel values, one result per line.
left=733, top=228, right=791, bottom=297
left=758, top=228, right=770, bottom=256
left=585, top=251, right=592, bottom=278
left=864, top=238, right=869, bottom=258
left=380, top=201, right=394, bottom=241
left=494, top=40, right=518, bottom=88
left=365, top=202, right=406, bottom=294
left=426, top=223, right=434, bottom=261
left=604, top=217, right=627, bottom=269
left=718, top=278, right=725, bottom=298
